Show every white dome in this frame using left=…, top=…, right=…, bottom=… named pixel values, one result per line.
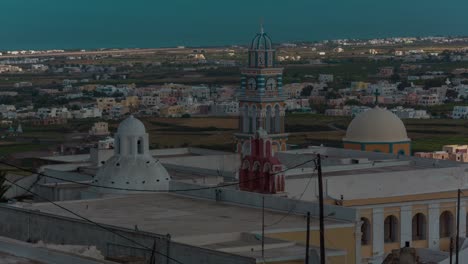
left=92, top=115, right=171, bottom=193
left=343, top=107, right=410, bottom=143
left=117, top=115, right=146, bottom=135
left=94, top=156, right=170, bottom=193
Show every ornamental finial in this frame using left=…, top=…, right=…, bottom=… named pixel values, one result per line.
left=260, top=18, right=264, bottom=34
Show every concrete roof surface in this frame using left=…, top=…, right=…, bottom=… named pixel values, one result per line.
left=0, top=252, right=44, bottom=264
left=23, top=193, right=350, bottom=240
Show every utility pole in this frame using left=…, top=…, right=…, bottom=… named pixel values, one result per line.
left=305, top=211, right=310, bottom=264
left=450, top=237, right=453, bottom=264
left=456, top=189, right=461, bottom=264
left=262, top=196, right=265, bottom=259
left=317, top=154, right=325, bottom=264
left=150, top=239, right=157, bottom=264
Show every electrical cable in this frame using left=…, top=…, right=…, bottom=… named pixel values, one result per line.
left=2, top=177, right=185, bottom=264
left=266, top=159, right=318, bottom=227
left=0, top=158, right=315, bottom=193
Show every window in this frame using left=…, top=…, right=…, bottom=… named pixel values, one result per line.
left=384, top=215, right=399, bottom=243
left=361, top=217, right=371, bottom=245
left=137, top=137, right=143, bottom=154
left=440, top=211, right=454, bottom=238
left=265, top=106, right=272, bottom=133
left=412, top=213, right=427, bottom=240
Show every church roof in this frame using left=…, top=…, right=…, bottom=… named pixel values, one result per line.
left=343, top=107, right=410, bottom=143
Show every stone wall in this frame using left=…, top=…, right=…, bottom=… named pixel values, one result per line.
left=0, top=204, right=255, bottom=264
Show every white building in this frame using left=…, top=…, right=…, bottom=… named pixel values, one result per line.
left=452, top=106, right=468, bottom=119
left=391, top=106, right=430, bottom=119
left=211, top=101, right=239, bottom=116
left=96, top=85, right=131, bottom=96
left=418, top=94, right=441, bottom=106
left=89, top=122, right=110, bottom=136
left=36, top=107, right=70, bottom=119
left=318, top=74, right=334, bottom=83
left=110, top=105, right=129, bottom=118
left=71, top=107, right=102, bottom=119
left=0, top=104, right=16, bottom=113
left=191, top=86, right=210, bottom=100
left=140, top=96, right=160, bottom=106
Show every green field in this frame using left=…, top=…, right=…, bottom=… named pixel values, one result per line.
left=1, top=114, right=468, bottom=156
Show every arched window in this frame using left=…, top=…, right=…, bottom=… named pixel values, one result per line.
left=440, top=211, right=454, bottom=238
left=137, top=137, right=143, bottom=154
left=384, top=215, right=399, bottom=243
left=242, top=141, right=251, bottom=156
left=243, top=105, right=249, bottom=133
left=274, top=105, right=280, bottom=133
left=361, top=217, right=371, bottom=245
left=265, top=140, right=272, bottom=157
left=412, top=213, right=427, bottom=240
left=265, top=106, right=272, bottom=133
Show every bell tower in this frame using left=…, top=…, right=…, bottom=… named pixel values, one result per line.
left=235, top=26, right=288, bottom=156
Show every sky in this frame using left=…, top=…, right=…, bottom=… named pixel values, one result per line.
left=1, top=0, right=467, bottom=50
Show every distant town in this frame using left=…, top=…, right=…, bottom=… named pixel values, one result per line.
left=2, top=35, right=468, bottom=158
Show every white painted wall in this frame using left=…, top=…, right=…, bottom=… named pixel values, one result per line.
left=371, top=208, right=384, bottom=263
left=285, top=166, right=467, bottom=202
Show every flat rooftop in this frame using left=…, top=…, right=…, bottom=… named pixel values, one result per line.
left=20, top=193, right=352, bottom=241
left=0, top=251, right=43, bottom=264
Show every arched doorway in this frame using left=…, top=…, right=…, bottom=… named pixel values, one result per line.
left=384, top=215, right=399, bottom=243
left=361, top=217, right=371, bottom=245
left=412, top=213, right=427, bottom=240
left=439, top=211, right=454, bottom=238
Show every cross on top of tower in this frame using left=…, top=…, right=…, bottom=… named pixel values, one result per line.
left=374, top=89, right=380, bottom=106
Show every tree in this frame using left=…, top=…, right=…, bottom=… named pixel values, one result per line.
left=390, top=73, right=400, bottom=82
left=0, top=171, right=10, bottom=202
left=446, top=89, right=459, bottom=99
left=325, top=90, right=339, bottom=99
left=345, top=99, right=360, bottom=106
left=424, top=78, right=445, bottom=89
left=397, top=81, right=409, bottom=91
left=300, top=85, right=314, bottom=97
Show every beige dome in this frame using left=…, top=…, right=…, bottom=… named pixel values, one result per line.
left=343, top=107, right=410, bottom=143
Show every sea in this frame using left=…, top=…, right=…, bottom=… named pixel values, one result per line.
left=1, top=0, right=468, bottom=50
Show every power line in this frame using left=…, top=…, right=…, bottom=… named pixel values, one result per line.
left=266, top=160, right=318, bottom=227
left=2, top=177, right=184, bottom=264
left=0, top=158, right=315, bottom=194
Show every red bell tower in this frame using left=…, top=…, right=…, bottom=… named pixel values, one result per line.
left=239, top=128, right=285, bottom=194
